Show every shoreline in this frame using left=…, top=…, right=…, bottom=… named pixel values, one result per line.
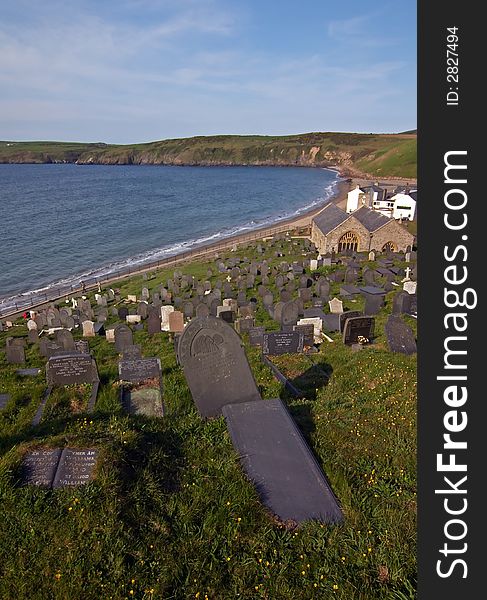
left=0, top=171, right=415, bottom=319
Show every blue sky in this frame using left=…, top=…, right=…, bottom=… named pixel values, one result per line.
left=0, top=0, right=416, bottom=143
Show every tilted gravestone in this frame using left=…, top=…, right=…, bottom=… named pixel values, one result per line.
left=263, top=331, right=304, bottom=355
left=178, top=316, right=261, bottom=417
left=222, top=398, right=343, bottom=524
left=160, top=306, right=175, bottom=331
left=384, top=315, right=417, bottom=355
left=342, top=316, right=375, bottom=345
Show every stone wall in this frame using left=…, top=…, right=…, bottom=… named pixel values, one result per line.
left=369, top=220, right=415, bottom=252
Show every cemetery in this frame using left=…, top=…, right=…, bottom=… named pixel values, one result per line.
left=0, top=230, right=417, bottom=599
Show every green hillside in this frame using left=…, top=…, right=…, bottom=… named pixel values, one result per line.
left=0, top=132, right=417, bottom=178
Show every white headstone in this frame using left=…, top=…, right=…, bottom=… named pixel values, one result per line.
left=71, top=298, right=78, bottom=309
left=27, top=319, right=38, bottom=331
left=160, top=306, right=175, bottom=331
left=329, top=297, right=344, bottom=314
left=127, top=294, right=137, bottom=303
left=94, top=293, right=101, bottom=301
left=82, top=320, right=95, bottom=337
left=310, top=259, right=318, bottom=271
left=405, top=252, right=411, bottom=262
left=105, top=329, right=115, bottom=343
left=368, top=251, right=375, bottom=261
left=403, top=281, right=417, bottom=295
left=126, top=314, right=142, bottom=324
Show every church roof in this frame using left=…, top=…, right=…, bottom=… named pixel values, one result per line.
left=312, top=203, right=350, bottom=235
left=352, top=206, right=392, bottom=231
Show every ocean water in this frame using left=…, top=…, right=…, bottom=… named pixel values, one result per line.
left=0, top=163, right=339, bottom=310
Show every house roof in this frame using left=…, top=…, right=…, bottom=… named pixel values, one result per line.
left=312, top=203, right=350, bottom=235
left=352, top=206, right=392, bottom=232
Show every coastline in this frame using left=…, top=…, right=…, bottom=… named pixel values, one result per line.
left=0, top=171, right=415, bottom=319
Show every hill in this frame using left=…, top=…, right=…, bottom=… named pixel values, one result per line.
left=0, top=132, right=417, bottom=178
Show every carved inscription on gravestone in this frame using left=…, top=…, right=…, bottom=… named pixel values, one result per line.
left=46, top=354, right=99, bottom=386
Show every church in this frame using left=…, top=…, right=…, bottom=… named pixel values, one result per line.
left=310, top=203, right=415, bottom=254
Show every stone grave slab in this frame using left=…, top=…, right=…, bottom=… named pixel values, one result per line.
left=262, top=331, right=304, bottom=355
left=16, top=368, right=42, bottom=377
left=52, top=448, right=98, bottom=488
left=384, top=315, right=417, bottom=355
left=20, top=448, right=63, bottom=488
left=328, top=298, right=343, bottom=314
left=178, top=316, right=261, bottom=417
left=0, top=393, right=10, bottom=410
left=222, top=399, right=343, bottom=524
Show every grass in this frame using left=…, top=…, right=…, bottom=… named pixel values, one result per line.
left=0, top=235, right=416, bottom=599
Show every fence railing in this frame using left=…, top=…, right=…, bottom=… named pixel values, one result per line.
left=0, top=221, right=311, bottom=319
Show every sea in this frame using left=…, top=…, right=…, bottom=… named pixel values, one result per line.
left=0, top=163, right=339, bottom=313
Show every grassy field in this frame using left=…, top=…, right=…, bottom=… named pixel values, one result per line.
left=0, top=132, right=416, bottom=178
left=0, top=236, right=416, bottom=599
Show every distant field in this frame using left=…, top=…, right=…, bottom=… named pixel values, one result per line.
left=0, top=132, right=417, bottom=178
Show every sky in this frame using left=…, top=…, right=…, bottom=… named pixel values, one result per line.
left=0, top=0, right=417, bottom=143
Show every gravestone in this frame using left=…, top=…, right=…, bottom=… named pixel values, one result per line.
left=339, top=311, right=363, bottom=333
left=196, top=303, right=210, bottom=318
left=137, top=302, right=149, bottom=319
left=222, top=399, right=343, bottom=524
left=27, top=319, right=37, bottom=331
left=74, top=340, right=90, bottom=354
left=119, top=356, right=162, bottom=384
left=235, top=317, right=255, bottom=334
left=126, top=314, right=142, bottom=324
left=360, top=286, right=386, bottom=315
left=20, top=448, right=63, bottom=487
left=178, top=316, right=261, bottom=417
left=294, top=322, right=317, bottom=346
left=328, top=298, right=343, bottom=314
left=28, top=329, right=38, bottom=344
left=118, top=306, right=129, bottom=321
left=403, top=281, right=417, bottom=295
left=248, top=326, right=265, bottom=347
left=384, top=315, right=417, bottom=355
left=52, top=448, right=98, bottom=488
left=263, top=331, right=304, bottom=355
left=169, top=311, right=185, bottom=333
left=55, top=329, right=75, bottom=352
left=46, top=354, right=99, bottom=386
left=114, top=324, right=134, bottom=353
left=147, top=310, right=161, bottom=335
left=160, top=306, right=175, bottom=331
left=0, top=393, right=11, bottom=411
left=6, top=340, right=25, bottom=364
left=280, top=301, right=299, bottom=329
left=342, top=316, right=375, bottom=345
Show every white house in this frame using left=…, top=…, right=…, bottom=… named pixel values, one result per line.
left=392, top=191, right=417, bottom=221
left=346, top=185, right=365, bottom=213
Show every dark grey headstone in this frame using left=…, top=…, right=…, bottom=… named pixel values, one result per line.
left=46, top=354, right=99, bottom=386
left=114, top=324, right=134, bottom=353
left=223, top=399, right=343, bottom=524
left=178, top=316, right=261, bottom=417
left=52, top=448, right=98, bottom=488
left=339, top=310, right=363, bottom=333
left=384, top=315, right=417, bottom=355
left=118, top=306, right=129, bottom=320
left=263, top=331, right=304, bottom=355
left=147, top=310, right=162, bottom=335
left=293, top=324, right=314, bottom=346
left=280, top=301, right=299, bottom=328
left=119, top=357, right=162, bottom=383
left=342, top=316, right=375, bottom=345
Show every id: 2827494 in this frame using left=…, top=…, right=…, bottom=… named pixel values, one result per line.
left=446, top=26, right=459, bottom=106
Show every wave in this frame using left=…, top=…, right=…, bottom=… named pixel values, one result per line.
left=0, top=175, right=340, bottom=315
